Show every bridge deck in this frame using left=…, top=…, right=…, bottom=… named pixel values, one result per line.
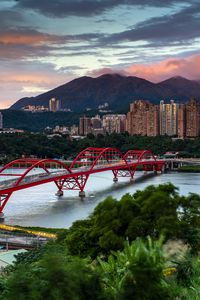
left=0, top=159, right=163, bottom=194
left=0, top=147, right=165, bottom=213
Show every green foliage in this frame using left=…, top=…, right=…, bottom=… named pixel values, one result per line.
left=178, top=165, right=200, bottom=172
left=14, top=242, right=66, bottom=266
left=65, top=183, right=200, bottom=257
left=175, top=255, right=198, bottom=287
left=1, top=254, right=106, bottom=300
left=2, top=131, right=200, bottom=164
left=98, top=236, right=170, bottom=300
left=2, top=184, right=200, bottom=299
left=2, top=110, right=81, bottom=132
left=169, top=254, right=200, bottom=299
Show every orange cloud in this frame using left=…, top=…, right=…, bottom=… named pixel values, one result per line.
left=0, top=31, right=63, bottom=46
left=126, top=54, right=200, bottom=82
left=0, top=63, right=74, bottom=109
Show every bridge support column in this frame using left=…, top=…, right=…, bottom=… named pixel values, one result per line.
left=113, top=177, right=118, bottom=183
left=79, top=191, right=86, bottom=197
left=55, top=190, right=63, bottom=197
left=0, top=212, right=4, bottom=219
left=130, top=177, right=135, bottom=182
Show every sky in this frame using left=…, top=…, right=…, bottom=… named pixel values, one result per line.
left=0, top=0, right=200, bottom=108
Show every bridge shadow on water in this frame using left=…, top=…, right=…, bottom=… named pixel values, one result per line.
left=3, top=172, right=160, bottom=228
left=51, top=172, right=158, bottom=211
left=88, top=172, right=157, bottom=198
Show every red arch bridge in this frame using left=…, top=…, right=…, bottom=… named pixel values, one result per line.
left=0, top=147, right=165, bottom=214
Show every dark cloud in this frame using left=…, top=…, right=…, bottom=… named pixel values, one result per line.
left=0, top=26, right=102, bottom=60
left=0, top=9, right=24, bottom=28
left=100, top=3, right=200, bottom=45
left=15, top=0, right=190, bottom=17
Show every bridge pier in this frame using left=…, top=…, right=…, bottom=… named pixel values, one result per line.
left=55, top=190, right=63, bottom=197
left=113, top=177, right=118, bottom=183
left=130, top=177, right=135, bottom=182
left=79, top=191, right=86, bottom=198
left=0, top=212, right=4, bottom=219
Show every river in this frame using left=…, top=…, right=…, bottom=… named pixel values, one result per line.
left=1, top=171, right=200, bottom=228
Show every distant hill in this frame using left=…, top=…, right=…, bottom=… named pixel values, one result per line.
left=10, top=74, right=200, bottom=111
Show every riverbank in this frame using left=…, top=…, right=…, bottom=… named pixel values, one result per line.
left=178, top=165, right=200, bottom=172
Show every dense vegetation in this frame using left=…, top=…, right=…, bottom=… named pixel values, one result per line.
left=1, top=110, right=81, bottom=132
left=1, top=183, right=200, bottom=299
left=1, top=132, right=200, bottom=164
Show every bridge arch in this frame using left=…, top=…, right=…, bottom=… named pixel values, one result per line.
left=0, top=148, right=164, bottom=214
left=70, top=147, right=129, bottom=172
left=13, top=158, right=72, bottom=187
left=124, top=150, right=157, bottom=163
left=0, top=158, right=72, bottom=213
left=69, top=147, right=132, bottom=185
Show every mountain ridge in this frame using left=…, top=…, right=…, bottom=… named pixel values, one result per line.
left=10, top=74, right=200, bottom=112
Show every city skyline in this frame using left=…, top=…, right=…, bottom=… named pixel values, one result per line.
left=1, top=0, right=200, bottom=108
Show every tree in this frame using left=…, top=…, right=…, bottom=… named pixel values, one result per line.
left=1, top=254, right=107, bottom=300
left=98, top=237, right=170, bottom=300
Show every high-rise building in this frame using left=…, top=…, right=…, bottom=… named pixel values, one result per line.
left=49, top=98, right=60, bottom=112
left=160, top=100, right=178, bottom=136
left=146, top=105, right=159, bottom=136
left=102, top=114, right=126, bottom=134
left=126, top=100, right=156, bottom=136
left=91, top=115, right=104, bottom=135
left=79, top=116, right=92, bottom=136
left=0, top=112, right=3, bottom=129
left=178, top=104, right=186, bottom=138
left=185, top=98, right=200, bottom=137
left=91, top=115, right=102, bottom=130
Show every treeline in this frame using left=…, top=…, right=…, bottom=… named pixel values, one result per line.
left=1, top=183, right=200, bottom=299
left=1, top=132, right=200, bottom=163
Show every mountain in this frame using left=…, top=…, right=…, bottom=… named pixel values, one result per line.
left=10, top=74, right=200, bottom=111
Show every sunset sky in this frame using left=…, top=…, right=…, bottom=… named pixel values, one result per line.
left=1, top=0, right=200, bottom=108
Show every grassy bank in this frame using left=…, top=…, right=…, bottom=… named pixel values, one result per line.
left=178, top=165, right=200, bottom=172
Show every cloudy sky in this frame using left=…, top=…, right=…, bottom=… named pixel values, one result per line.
left=1, top=0, right=200, bottom=108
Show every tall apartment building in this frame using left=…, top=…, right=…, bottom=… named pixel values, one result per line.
left=146, top=105, right=159, bottom=136
left=160, top=100, right=178, bottom=136
left=79, top=116, right=92, bottom=136
left=178, top=104, right=186, bottom=138
left=49, top=97, right=60, bottom=112
left=126, top=100, right=159, bottom=136
left=185, top=98, right=200, bottom=137
left=91, top=115, right=102, bottom=130
left=0, top=112, right=3, bottom=129
left=102, top=114, right=126, bottom=134
left=91, top=115, right=104, bottom=136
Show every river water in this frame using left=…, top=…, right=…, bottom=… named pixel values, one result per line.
left=1, top=171, right=200, bottom=228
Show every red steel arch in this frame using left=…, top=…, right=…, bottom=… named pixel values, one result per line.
left=124, top=149, right=158, bottom=174
left=66, top=147, right=133, bottom=192
left=69, top=147, right=93, bottom=169
left=0, top=158, right=41, bottom=175
left=0, top=158, right=72, bottom=213
left=124, top=150, right=156, bottom=162
left=0, top=148, right=165, bottom=214
left=70, top=147, right=128, bottom=170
